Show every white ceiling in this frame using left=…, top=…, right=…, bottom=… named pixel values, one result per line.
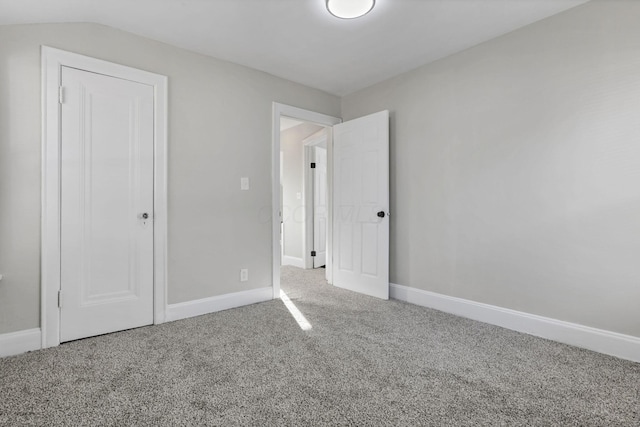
left=280, top=117, right=304, bottom=132
left=0, top=0, right=589, bottom=96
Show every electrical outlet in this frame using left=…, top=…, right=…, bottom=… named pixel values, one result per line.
left=240, top=269, right=249, bottom=282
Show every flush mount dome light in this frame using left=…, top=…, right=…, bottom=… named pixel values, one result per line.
left=326, top=0, right=375, bottom=19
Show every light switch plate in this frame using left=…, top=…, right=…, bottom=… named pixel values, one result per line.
left=241, top=177, right=249, bottom=190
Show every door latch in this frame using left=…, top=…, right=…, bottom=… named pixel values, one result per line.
left=139, top=212, right=150, bottom=226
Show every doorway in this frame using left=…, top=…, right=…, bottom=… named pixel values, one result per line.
left=272, top=103, right=390, bottom=301
left=271, top=104, right=341, bottom=299
left=280, top=120, right=328, bottom=273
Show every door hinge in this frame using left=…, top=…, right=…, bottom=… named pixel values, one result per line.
left=310, top=162, right=316, bottom=169
left=58, top=86, right=65, bottom=104
left=311, top=251, right=316, bottom=257
left=58, top=290, right=63, bottom=308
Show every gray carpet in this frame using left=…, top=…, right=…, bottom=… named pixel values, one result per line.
left=1, top=267, right=639, bottom=426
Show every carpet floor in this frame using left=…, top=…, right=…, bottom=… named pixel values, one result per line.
left=1, top=266, right=639, bottom=426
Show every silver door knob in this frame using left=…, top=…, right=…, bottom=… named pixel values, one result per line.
left=141, top=213, right=149, bottom=219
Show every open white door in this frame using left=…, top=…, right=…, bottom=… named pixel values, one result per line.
left=313, top=146, right=328, bottom=268
left=332, top=110, right=389, bottom=299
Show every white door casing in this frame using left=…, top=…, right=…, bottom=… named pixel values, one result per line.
left=42, top=47, right=168, bottom=348
left=332, top=110, right=390, bottom=299
left=272, top=103, right=341, bottom=298
left=313, top=146, right=328, bottom=268
left=59, top=67, right=154, bottom=342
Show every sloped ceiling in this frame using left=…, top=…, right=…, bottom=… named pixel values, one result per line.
left=0, top=0, right=589, bottom=95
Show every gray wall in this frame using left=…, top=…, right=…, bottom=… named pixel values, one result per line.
left=281, top=123, right=323, bottom=261
left=0, top=23, right=340, bottom=334
left=342, top=0, right=640, bottom=337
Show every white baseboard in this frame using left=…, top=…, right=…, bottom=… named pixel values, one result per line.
left=282, top=256, right=305, bottom=268
left=390, top=283, right=640, bottom=363
left=0, top=328, right=42, bottom=358
left=166, top=287, right=273, bottom=322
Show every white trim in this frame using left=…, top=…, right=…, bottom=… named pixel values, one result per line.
left=272, top=103, right=341, bottom=298
left=304, top=129, right=328, bottom=148
left=282, top=255, right=305, bottom=269
left=41, top=46, right=168, bottom=349
left=0, top=329, right=42, bottom=358
left=166, top=287, right=273, bottom=322
left=390, top=283, right=640, bottom=363
left=324, top=129, right=335, bottom=284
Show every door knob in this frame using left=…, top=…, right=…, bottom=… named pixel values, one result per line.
left=141, top=213, right=149, bottom=219
left=377, top=211, right=385, bottom=218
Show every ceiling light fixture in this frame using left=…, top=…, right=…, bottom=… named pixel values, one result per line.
left=326, top=0, right=375, bottom=19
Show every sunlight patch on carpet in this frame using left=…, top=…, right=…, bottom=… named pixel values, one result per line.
left=279, top=290, right=312, bottom=331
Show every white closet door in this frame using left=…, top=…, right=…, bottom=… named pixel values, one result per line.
left=60, top=66, right=154, bottom=342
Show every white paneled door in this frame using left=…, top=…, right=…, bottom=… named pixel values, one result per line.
left=60, top=66, right=155, bottom=342
left=313, top=146, right=328, bottom=268
left=333, top=111, right=389, bottom=299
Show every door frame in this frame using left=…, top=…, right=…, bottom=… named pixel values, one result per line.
left=303, top=130, right=328, bottom=270
left=41, top=46, right=168, bottom=348
left=271, top=103, right=340, bottom=298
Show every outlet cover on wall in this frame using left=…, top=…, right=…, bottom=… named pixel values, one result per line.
left=240, top=269, right=249, bottom=282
